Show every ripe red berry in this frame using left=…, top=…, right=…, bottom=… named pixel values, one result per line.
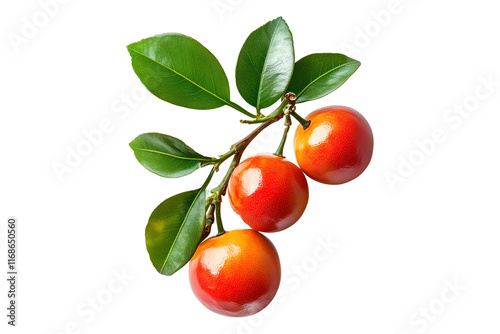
left=228, top=153, right=309, bottom=232
left=189, top=229, right=281, bottom=317
left=294, top=106, right=373, bottom=184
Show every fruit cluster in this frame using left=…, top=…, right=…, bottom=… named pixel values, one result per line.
left=127, top=17, right=373, bottom=317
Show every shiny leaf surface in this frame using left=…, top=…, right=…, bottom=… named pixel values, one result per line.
left=235, top=17, right=294, bottom=111
left=127, top=33, right=230, bottom=110
left=130, top=133, right=214, bottom=178
left=145, top=187, right=208, bottom=275
left=287, top=53, right=360, bottom=103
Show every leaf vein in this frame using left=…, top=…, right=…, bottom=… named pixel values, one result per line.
left=297, top=61, right=359, bottom=98
left=129, top=48, right=229, bottom=107
left=132, top=147, right=212, bottom=161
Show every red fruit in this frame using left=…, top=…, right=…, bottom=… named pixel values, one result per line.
left=294, top=106, right=373, bottom=184
left=189, top=229, right=281, bottom=317
left=228, top=153, right=309, bottom=232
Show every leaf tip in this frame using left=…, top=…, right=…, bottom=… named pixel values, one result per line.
left=129, top=136, right=139, bottom=149
left=126, top=42, right=137, bottom=54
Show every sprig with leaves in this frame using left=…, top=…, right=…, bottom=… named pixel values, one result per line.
left=127, top=17, right=360, bottom=275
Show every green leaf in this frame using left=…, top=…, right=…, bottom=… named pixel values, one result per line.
left=127, top=33, right=230, bottom=110
left=287, top=53, right=361, bottom=103
left=130, top=133, right=214, bottom=178
left=145, top=181, right=211, bottom=275
left=235, top=17, right=294, bottom=111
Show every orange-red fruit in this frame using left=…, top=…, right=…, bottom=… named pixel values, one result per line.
left=189, top=229, right=281, bottom=317
left=294, top=106, right=373, bottom=185
left=228, top=153, right=309, bottom=232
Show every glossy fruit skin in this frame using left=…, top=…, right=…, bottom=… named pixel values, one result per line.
left=228, top=153, right=309, bottom=232
left=189, top=229, right=281, bottom=317
left=294, top=106, right=373, bottom=185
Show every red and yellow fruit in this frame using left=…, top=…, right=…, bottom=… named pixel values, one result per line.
left=294, top=105, right=373, bottom=184
left=189, top=229, right=281, bottom=317
left=228, top=153, right=308, bottom=232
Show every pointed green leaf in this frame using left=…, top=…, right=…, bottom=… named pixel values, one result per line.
left=145, top=187, right=208, bottom=276
left=287, top=53, right=361, bottom=103
left=130, top=133, right=214, bottom=178
left=236, top=17, right=295, bottom=111
left=127, top=33, right=230, bottom=110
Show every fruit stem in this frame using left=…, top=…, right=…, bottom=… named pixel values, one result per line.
left=213, top=147, right=237, bottom=170
left=204, top=93, right=298, bottom=234
left=216, top=112, right=285, bottom=193
left=211, top=96, right=293, bottom=170
left=212, top=93, right=297, bottom=170
left=240, top=96, right=290, bottom=124
left=205, top=203, right=215, bottom=225
left=275, top=114, right=291, bottom=157
left=291, top=111, right=311, bottom=130
left=201, top=203, right=215, bottom=242
left=205, top=111, right=284, bottom=220
left=215, top=200, right=225, bottom=235
left=211, top=151, right=243, bottom=199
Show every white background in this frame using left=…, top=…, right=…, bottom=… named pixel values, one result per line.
left=1, top=0, right=500, bottom=333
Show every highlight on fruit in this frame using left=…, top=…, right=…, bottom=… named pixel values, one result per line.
left=127, top=16, right=372, bottom=317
